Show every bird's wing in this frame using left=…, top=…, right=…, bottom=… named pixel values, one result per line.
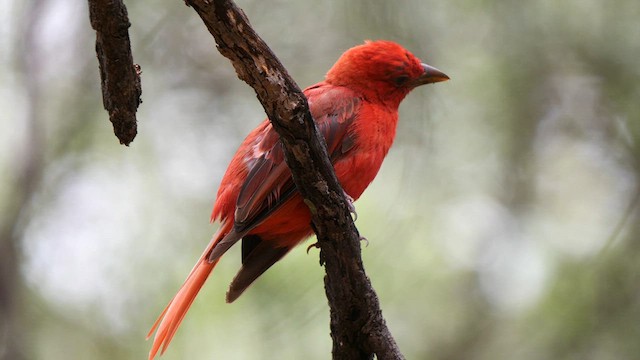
left=206, top=85, right=360, bottom=263
left=234, top=85, right=361, bottom=233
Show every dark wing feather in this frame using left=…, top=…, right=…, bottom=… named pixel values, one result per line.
left=233, top=137, right=295, bottom=232
left=227, top=239, right=290, bottom=303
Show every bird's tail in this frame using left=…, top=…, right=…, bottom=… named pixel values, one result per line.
left=147, top=228, right=227, bottom=360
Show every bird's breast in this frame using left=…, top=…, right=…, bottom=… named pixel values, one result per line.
left=334, top=103, right=399, bottom=200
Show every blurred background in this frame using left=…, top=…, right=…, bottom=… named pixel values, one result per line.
left=2, top=0, right=640, bottom=359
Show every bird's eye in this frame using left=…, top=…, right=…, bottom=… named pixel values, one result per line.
left=394, top=75, right=409, bottom=86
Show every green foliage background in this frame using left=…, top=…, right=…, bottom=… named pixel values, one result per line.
left=1, top=0, right=639, bottom=359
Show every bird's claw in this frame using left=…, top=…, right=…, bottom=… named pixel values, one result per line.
left=306, top=242, right=320, bottom=253
left=344, top=192, right=357, bottom=221
left=360, top=236, right=369, bottom=247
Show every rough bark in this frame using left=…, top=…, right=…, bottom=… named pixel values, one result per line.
left=185, top=0, right=404, bottom=358
left=88, top=0, right=142, bottom=146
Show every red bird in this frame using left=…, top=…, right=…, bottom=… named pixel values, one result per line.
left=147, top=40, right=449, bottom=359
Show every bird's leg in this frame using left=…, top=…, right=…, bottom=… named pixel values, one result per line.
left=343, top=191, right=357, bottom=221
left=342, top=192, right=368, bottom=246
left=343, top=192, right=366, bottom=245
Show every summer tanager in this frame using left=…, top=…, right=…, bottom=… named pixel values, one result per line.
left=147, top=40, right=449, bottom=359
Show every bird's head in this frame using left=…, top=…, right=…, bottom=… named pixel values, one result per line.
left=325, top=40, right=449, bottom=107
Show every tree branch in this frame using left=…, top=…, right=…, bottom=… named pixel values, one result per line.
left=186, top=0, right=404, bottom=358
left=88, top=0, right=142, bottom=146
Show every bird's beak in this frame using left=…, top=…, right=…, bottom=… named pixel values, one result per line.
left=411, top=63, right=450, bottom=87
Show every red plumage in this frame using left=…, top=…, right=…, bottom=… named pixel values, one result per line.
left=147, top=40, right=448, bottom=359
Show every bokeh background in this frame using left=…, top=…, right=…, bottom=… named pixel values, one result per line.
left=2, top=0, right=640, bottom=359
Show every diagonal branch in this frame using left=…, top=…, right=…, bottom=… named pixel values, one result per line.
left=88, top=0, right=142, bottom=146
left=185, top=0, right=404, bottom=358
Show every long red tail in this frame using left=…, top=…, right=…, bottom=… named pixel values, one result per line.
left=147, top=229, right=225, bottom=360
